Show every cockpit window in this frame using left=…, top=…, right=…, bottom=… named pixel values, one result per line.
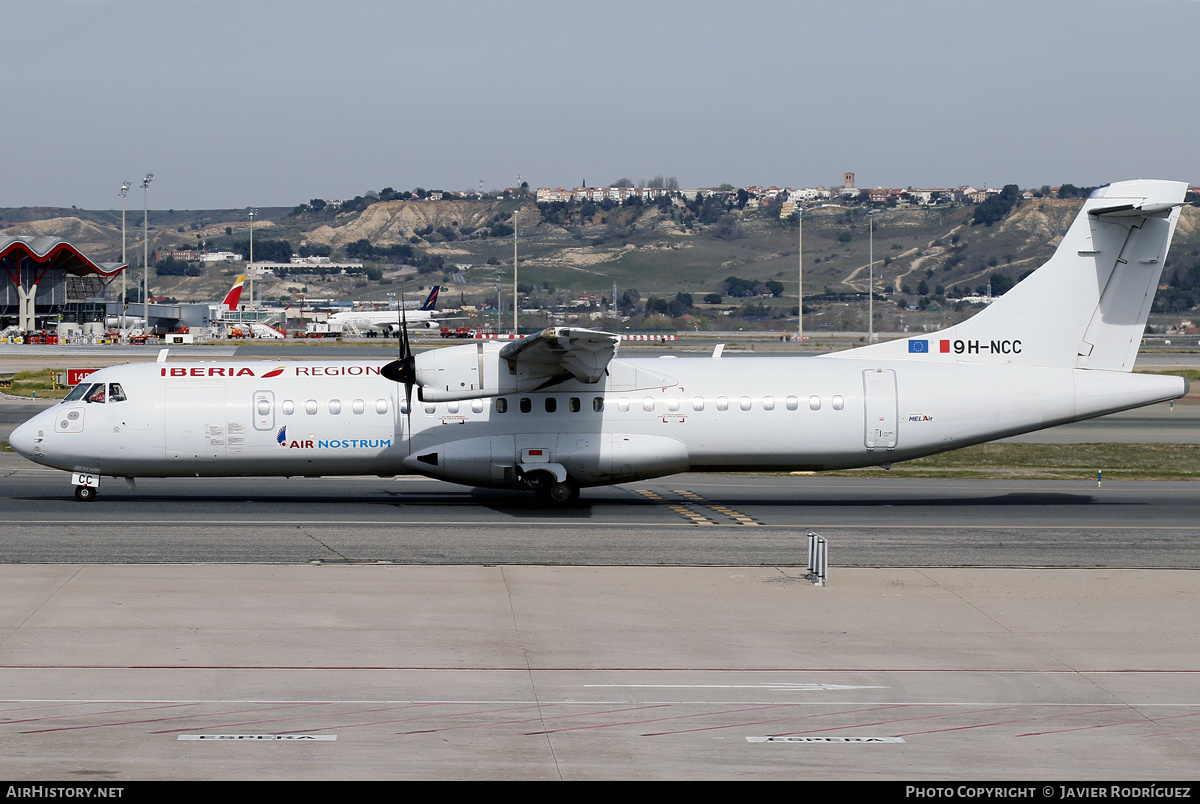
left=63, top=383, right=92, bottom=402
left=86, top=384, right=107, bottom=404
left=109, top=383, right=127, bottom=403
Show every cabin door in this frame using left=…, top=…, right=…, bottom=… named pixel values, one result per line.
left=862, top=369, right=897, bottom=451
left=165, top=382, right=228, bottom=460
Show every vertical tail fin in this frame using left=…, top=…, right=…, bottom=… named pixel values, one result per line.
left=843, top=179, right=1187, bottom=371
left=221, top=275, right=246, bottom=311
left=420, top=286, right=440, bottom=311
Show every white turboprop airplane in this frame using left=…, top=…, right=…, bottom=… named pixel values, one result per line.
left=326, top=286, right=443, bottom=332
left=8, top=180, right=1190, bottom=504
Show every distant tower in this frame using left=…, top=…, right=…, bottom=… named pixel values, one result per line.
left=844, top=172, right=856, bottom=190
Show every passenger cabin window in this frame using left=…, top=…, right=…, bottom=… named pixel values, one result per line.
left=618, top=398, right=630, bottom=412
left=352, top=399, right=365, bottom=415
left=786, top=395, right=798, bottom=411
left=424, top=402, right=436, bottom=414
left=716, top=396, right=729, bottom=412
left=668, top=397, right=679, bottom=412
left=739, top=396, right=752, bottom=412
left=569, top=397, right=580, bottom=413
left=809, top=395, right=822, bottom=411
left=283, top=400, right=295, bottom=415
left=329, top=399, right=342, bottom=415
left=643, top=396, right=655, bottom=412
left=448, top=401, right=459, bottom=414
left=762, top=395, right=774, bottom=411
left=832, top=395, right=845, bottom=411
left=496, top=398, right=508, bottom=413
left=545, top=397, right=557, bottom=413
left=257, top=398, right=272, bottom=417
left=593, top=397, right=604, bottom=412
left=376, top=399, right=389, bottom=414
left=520, top=398, right=532, bottom=413
left=471, top=399, right=484, bottom=414
left=692, top=396, right=704, bottom=411
left=305, top=400, right=318, bottom=415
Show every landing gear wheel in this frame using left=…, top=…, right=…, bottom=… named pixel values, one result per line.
left=546, top=480, right=579, bottom=505
left=74, top=485, right=96, bottom=502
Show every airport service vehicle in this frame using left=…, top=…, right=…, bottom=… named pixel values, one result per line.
left=326, top=286, right=443, bottom=332
left=9, top=180, right=1190, bottom=504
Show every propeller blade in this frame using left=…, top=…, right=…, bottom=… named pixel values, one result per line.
left=379, top=285, right=417, bottom=439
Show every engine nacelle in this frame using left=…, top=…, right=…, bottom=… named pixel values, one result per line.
left=415, top=341, right=578, bottom=401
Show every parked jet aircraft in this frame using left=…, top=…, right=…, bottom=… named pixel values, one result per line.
left=105, top=275, right=247, bottom=329
left=326, top=286, right=442, bottom=331
left=8, top=180, right=1190, bottom=504
left=218, top=275, right=246, bottom=311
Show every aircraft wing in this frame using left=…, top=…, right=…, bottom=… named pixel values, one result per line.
left=499, top=327, right=620, bottom=384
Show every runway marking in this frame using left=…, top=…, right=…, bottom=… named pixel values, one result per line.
left=7, top=517, right=1200, bottom=532
left=633, top=489, right=718, bottom=526
left=674, top=490, right=764, bottom=526
left=641, top=704, right=910, bottom=737
left=147, top=702, right=437, bottom=734
left=748, top=736, right=905, bottom=743
left=632, top=488, right=764, bottom=526
left=19, top=702, right=327, bottom=734
left=585, top=684, right=888, bottom=691
left=178, top=734, right=336, bottom=741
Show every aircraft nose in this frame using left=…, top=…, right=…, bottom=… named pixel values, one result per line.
left=8, top=419, right=36, bottom=458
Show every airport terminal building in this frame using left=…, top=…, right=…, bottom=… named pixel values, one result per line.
left=0, top=235, right=125, bottom=334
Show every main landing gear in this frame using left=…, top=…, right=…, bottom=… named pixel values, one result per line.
left=535, top=479, right=580, bottom=505
left=524, top=469, right=580, bottom=506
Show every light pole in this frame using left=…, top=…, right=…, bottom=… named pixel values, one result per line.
left=248, top=208, right=258, bottom=312
left=119, top=181, right=131, bottom=330
left=868, top=208, right=875, bottom=342
left=512, top=208, right=521, bottom=334
left=141, top=173, right=153, bottom=331
left=797, top=205, right=803, bottom=346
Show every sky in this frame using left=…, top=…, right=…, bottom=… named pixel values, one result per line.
left=4, top=0, right=1198, bottom=210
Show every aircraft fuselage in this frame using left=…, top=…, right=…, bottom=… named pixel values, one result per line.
left=10, top=355, right=1183, bottom=489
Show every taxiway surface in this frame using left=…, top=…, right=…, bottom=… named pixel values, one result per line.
left=1, top=347, right=1198, bottom=779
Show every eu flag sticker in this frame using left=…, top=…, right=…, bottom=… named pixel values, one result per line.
left=908, top=340, right=929, bottom=353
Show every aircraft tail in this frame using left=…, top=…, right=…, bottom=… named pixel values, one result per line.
left=221, top=275, right=247, bottom=311
left=420, top=286, right=440, bottom=311
left=844, top=179, right=1188, bottom=371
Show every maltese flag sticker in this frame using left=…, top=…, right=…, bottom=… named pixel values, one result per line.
left=908, top=340, right=929, bottom=353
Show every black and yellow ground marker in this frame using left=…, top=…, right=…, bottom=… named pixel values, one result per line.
left=633, top=488, right=719, bottom=526
left=674, top=490, right=763, bottom=526
left=633, top=488, right=763, bottom=526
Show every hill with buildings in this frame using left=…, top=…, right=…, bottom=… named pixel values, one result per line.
left=3, top=185, right=1198, bottom=334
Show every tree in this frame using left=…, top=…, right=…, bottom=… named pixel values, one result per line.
left=713, top=214, right=744, bottom=241
left=972, top=185, right=1021, bottom=226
